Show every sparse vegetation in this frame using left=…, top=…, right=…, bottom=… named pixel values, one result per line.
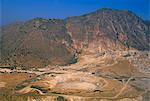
left=0, top=8, right=149, bottom=101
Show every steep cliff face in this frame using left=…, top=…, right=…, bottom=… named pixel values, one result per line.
left=66, top=9, right=149, bottom=51
left=1, top=9, right=149, bottom=68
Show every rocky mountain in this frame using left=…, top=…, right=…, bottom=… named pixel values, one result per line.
left=66, top=9, right=149, bottom=51
left=1, top=19, right=76, bottom=68
left=1, top=8, right=149, bottom=68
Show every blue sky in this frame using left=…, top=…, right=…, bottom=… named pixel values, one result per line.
left=1, top=0, right=150, bottom=25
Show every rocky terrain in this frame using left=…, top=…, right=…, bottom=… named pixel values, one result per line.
left=0, top=8, right=150, bottom=101
left=1, top=8, right=149, bottom=68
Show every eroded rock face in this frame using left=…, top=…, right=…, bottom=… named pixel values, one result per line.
left=1, top=8, right=150, bottom=68
left=66, top=9, right=149, bottom=51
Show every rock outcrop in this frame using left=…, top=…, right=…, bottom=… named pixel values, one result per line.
left=1, top=8, right=149, bottom=68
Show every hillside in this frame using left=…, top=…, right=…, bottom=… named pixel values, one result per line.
left=1, top=8, right=149, bottom=69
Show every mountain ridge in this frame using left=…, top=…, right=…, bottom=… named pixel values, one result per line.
left=1, top=8, right=149, bottom=68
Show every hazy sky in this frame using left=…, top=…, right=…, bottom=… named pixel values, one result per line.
left=1, top=0, right=150, bottom=25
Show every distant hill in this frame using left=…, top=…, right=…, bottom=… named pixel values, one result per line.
left=144, top=20, right=150, bottom=26
left=1, top=8, right=149, bottom=69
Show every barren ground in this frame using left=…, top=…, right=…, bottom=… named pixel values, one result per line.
left=0, top=51, right=150, bottom=101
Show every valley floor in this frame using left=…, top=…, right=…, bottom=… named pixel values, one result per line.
left=0, top=51, right=150, bottom=101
